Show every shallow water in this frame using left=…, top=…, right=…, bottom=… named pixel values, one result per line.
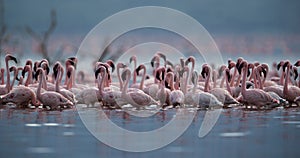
left=0, top=105, right=300, bottom=158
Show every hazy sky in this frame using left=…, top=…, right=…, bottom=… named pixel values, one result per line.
left=4, top=0, right=300, bottom=35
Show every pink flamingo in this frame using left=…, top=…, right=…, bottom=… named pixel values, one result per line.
left=0, top=85, right=40, bottom=108
left=121, top=68, right=158, bottom=109
left=282, top=61, right=300, bottom=104
left=0, top=54, right=17, bottom=95
left=54, top=62, right=76, bottom=104
left=36, top=68, right=73, bottom=110
left=201, top=64, right=239, bottom=105
left=1, top=65, right=39, bottom=107
left=155, top=67, right=171, bottom=107
left=8, top=66, right=23, bottom=90
left=167, top=71, right=185, bottom=107
left=238, top=60, right=278, bottom=108
left=97, top=66, right=125, bottom=108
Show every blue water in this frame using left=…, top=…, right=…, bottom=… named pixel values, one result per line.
left=0, top=105, right=300, bottom=158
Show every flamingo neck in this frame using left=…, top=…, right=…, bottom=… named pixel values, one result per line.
left=235, top=74, right=242, bottom=87
left=37, top=71, right=44, bottom=99
left=253, top=68, right=259, bottom=89
left=139, top=67, right=146, bottom=90
left=256, top=69, right=263, bottom=89
left=64, top=64, right=69, bottom=85
left=174, top=73, right=180, bottom=90
left=225, top=72, right=232, bottom=95
left=117, top=67, right=123, bottom=91
left=204, top=69, right=211, bottom=92
left=55, top=69, right=61, bottom=93
left=25, top=68, right=33, bottom=86
left=99, top=70, right=107, bottom=95
left=213, top=70, right=217, bottom=88
left=10, top=70, right=17, bottom=90
left=122, top=72, right=130, bottom=95
left=284, top=64, right=290, bottom=95
left=169, top=73, right=175, bottom=91
left=280, top=68, right=285, bottom=85
left=241, top=65, right=248, bottom=96
left=183, top=68, right=189, bottom=94
left=263, top=67, right=268, bottom=85
left=230, top=67, right=237, bottom=86
left=133, top=60, right=137, bottom=84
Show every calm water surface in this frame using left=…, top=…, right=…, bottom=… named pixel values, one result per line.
left=0, top=105, right=300, bottom=158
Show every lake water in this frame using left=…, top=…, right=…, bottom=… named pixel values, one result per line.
left=0, top=105, right=300, bottom=158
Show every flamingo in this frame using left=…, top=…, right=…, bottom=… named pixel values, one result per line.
left=0, top=54, right=17, bottom=95
left=121, top=68, right=158, bottom=109
left=97, top=66, right=125, bottom=108
left=0, top=85, right=40, bottom=108
left=53, top=62, right=76, bottom=104
left=9, top=66, right=23, bottom=90
left=201, top=64, right=239, bottom=105
left=167, top=71, right=185, bottom=107
left=36, top=68, right=73, bottom=110
left=185, top=56, right=195, bottom=84
left=282, top=61, right=300, bottom=104
left=238, top=60, right=278, bottom=108
left=155, top=67, right=171, bottom=107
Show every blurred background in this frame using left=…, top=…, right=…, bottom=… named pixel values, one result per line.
left=1, top=0, right=300, bottom=66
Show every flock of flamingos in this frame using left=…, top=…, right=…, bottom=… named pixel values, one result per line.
left=1, top=53, right=300, bottom=111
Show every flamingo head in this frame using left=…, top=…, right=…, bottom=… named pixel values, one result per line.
left=225, top=68, right=231, bottom=82
left=106, top=60, right=115, bottom=72
left=5, top=54, right=17, bottom=64
left=201, top=64, right=210, bottom=79
left=282, top=61, right=291, bottom=72
left=294, top=60, right=300, bottom=67
left=277, top=61, right=285, bottom=71
left=292, top=66, right=298, bottom=81
left=25, top=60, right=33, bottom=68
left=235, top=57, right=244, bottom=69
left=136, top=64, right=146, bottom=76
left=156, top=52, right=167, bottom=62
left=39, top=60, right=50, bottom=75
left=185, top=56, right=195, bottom=66
left=237, top=60, right=248, bottom=75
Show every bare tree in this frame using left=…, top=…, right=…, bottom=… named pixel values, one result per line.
left=26, top=9, right=57, bottom=65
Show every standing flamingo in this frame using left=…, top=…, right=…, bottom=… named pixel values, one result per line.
left=282, top=61, right=300, bottom=104
left=53, top=62, right=76, bottom=104
left=121, top=68, right=158, bottom=109
left=0, top=54, right=17, bottom=95
left=201, top=64, right=239, bottom=105
left=36, top=68, right=73, bottom=110
left=167, top=71, right=185, bottom=107
left=238, top=60, right=278, bottom=108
